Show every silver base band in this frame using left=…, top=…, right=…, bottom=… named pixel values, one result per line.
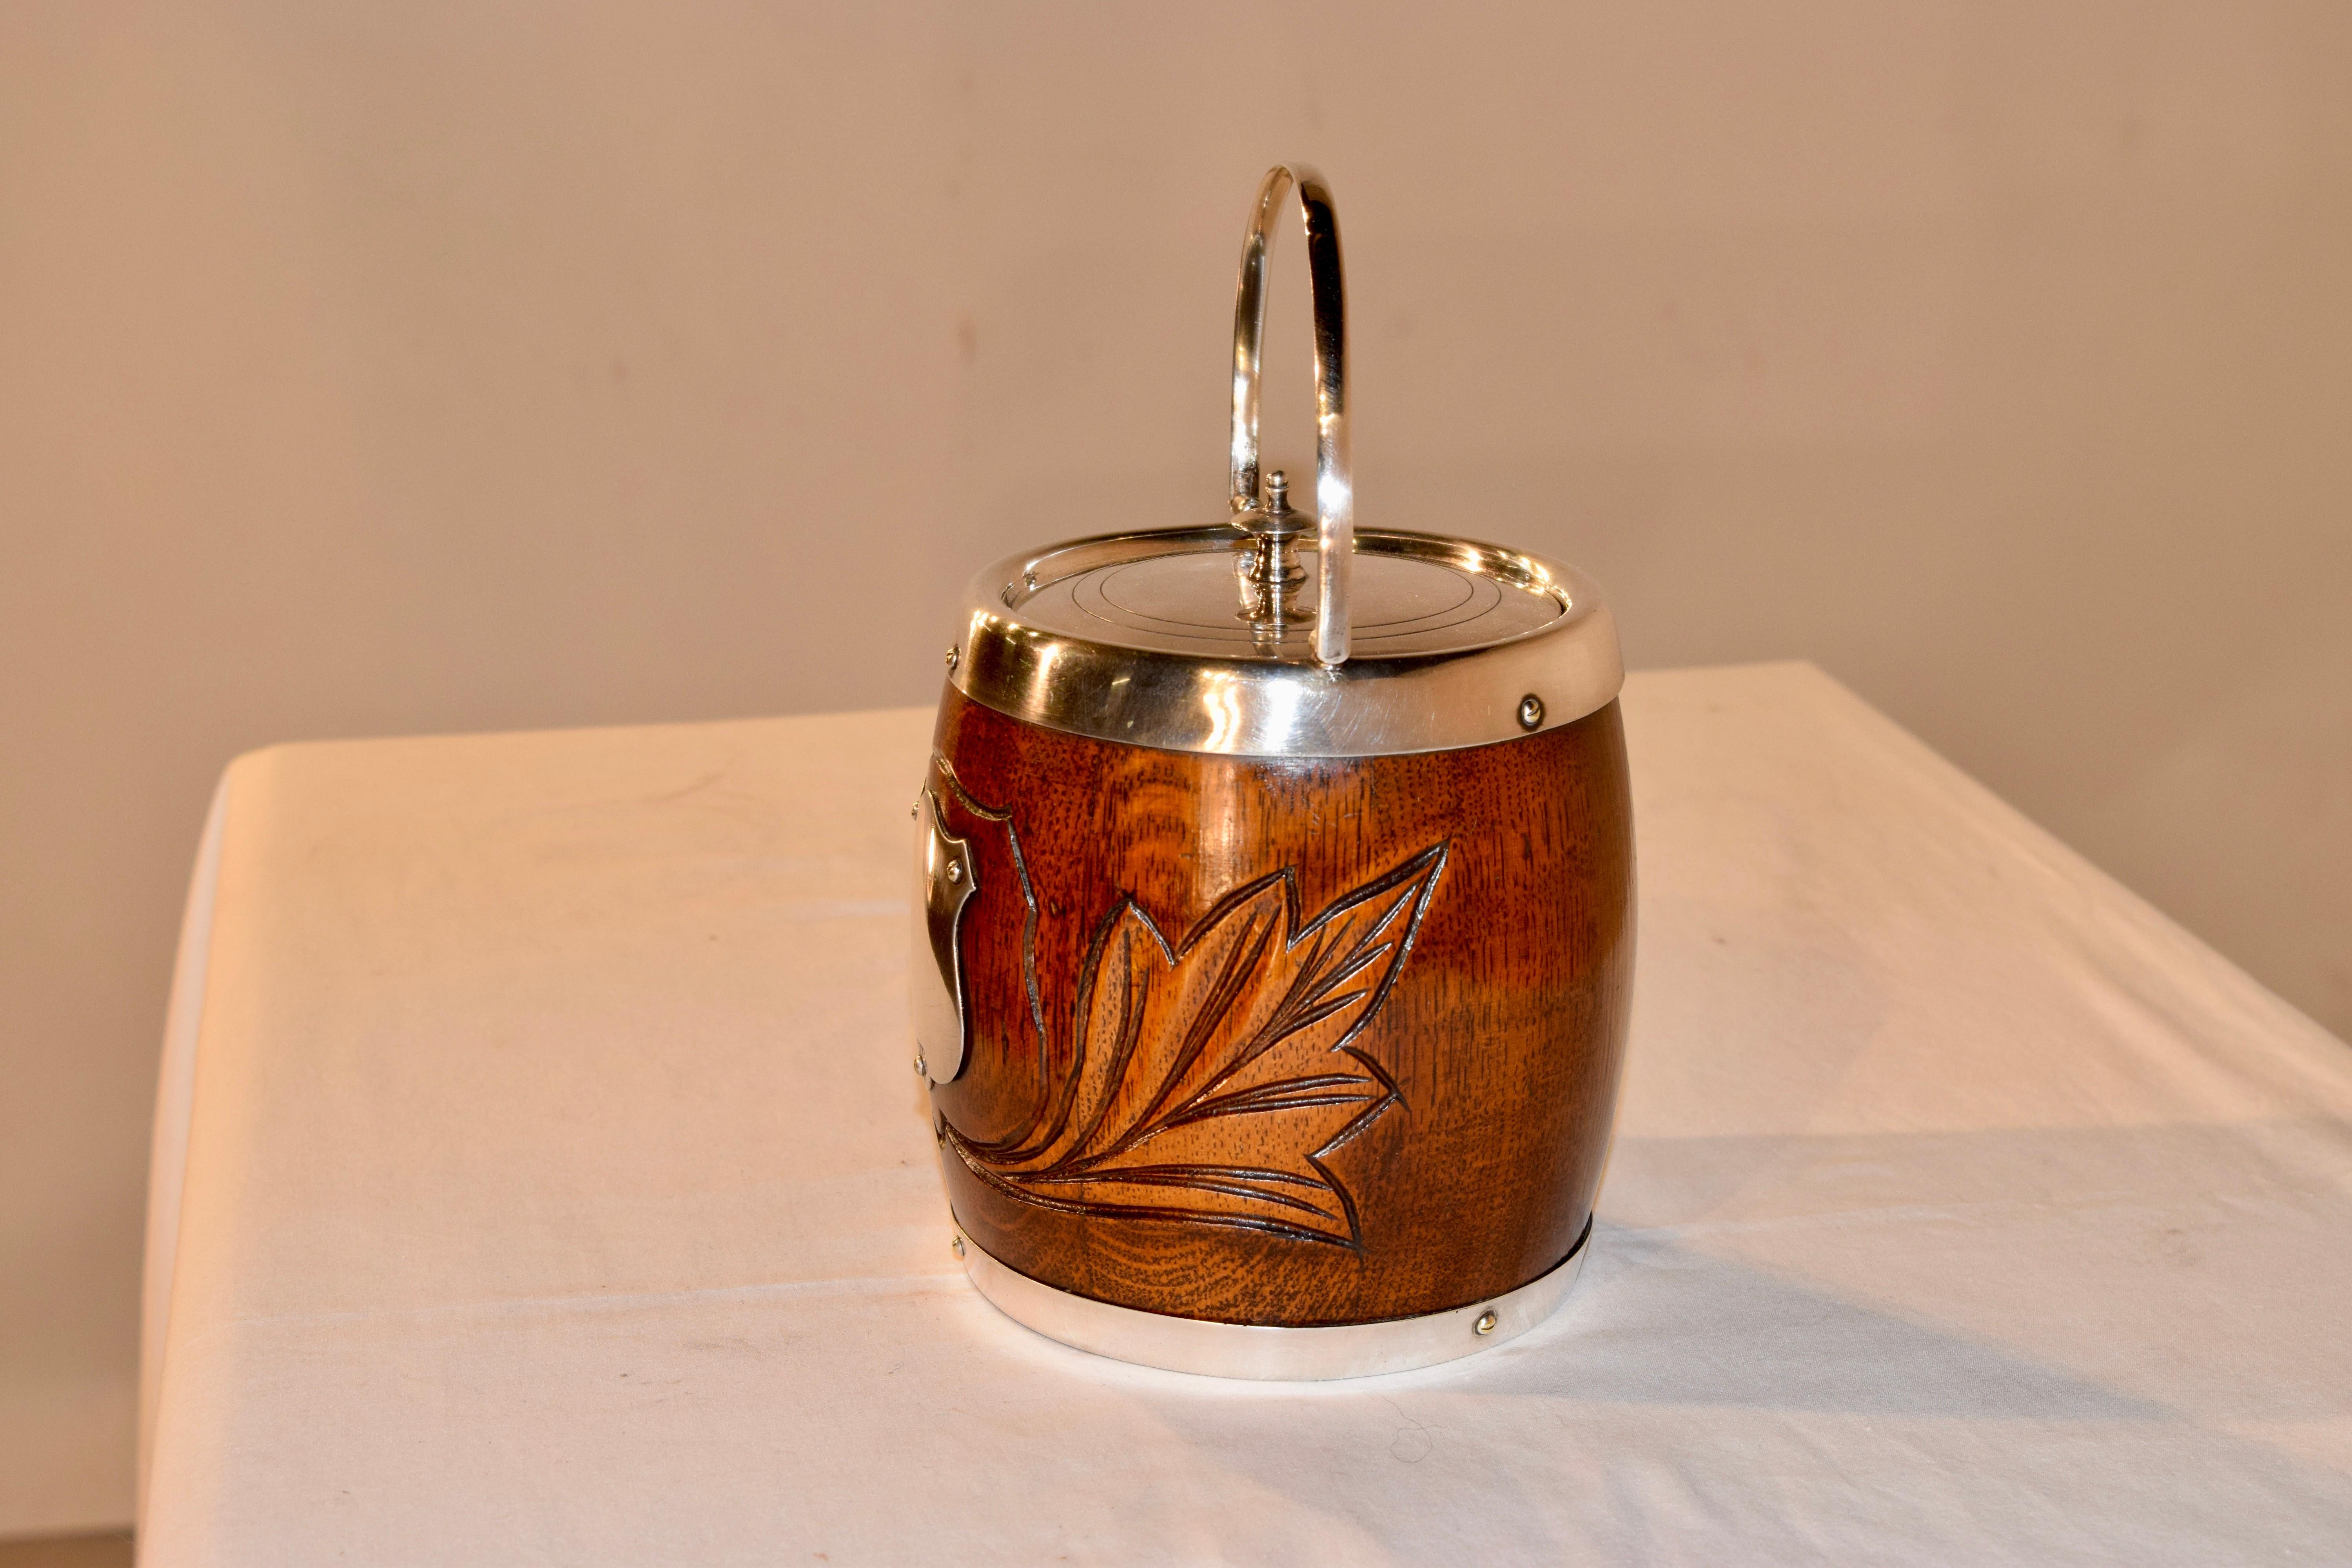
left=957, top=1225, right=1590, bottom=1381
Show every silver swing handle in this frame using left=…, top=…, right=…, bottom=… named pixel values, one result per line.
left=1229, top=165, right=1353, bottom=667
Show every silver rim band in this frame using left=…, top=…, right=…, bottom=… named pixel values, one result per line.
left=952, top=528, right=1624, bottom=758
left=957, top=1223, right=1591, bottom=1381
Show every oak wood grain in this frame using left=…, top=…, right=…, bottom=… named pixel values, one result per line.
left=918, top=686, right=1634, bottom=1327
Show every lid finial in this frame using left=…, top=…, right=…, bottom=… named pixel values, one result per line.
left=1236, top=468, right=1310, bottom=637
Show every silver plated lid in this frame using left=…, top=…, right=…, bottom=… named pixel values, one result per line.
left=947, top=166, right=1623, bottom=760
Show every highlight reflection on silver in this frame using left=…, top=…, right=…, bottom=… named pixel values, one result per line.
left=1228, top=165, right=1352, bottom=668
left=1200, top=671, right=1245, bottom=754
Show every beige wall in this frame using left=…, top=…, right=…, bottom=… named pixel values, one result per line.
left=4, top=0, right=2347, bottom=1536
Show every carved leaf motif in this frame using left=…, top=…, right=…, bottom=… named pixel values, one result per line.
left=944, top=843, right=1447, bottom=1248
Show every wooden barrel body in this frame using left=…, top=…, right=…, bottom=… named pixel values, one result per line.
left=916, top=684, right=1635, bottom=1328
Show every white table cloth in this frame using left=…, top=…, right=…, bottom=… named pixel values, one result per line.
left=138, top=662, right=2352, bottom=1564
